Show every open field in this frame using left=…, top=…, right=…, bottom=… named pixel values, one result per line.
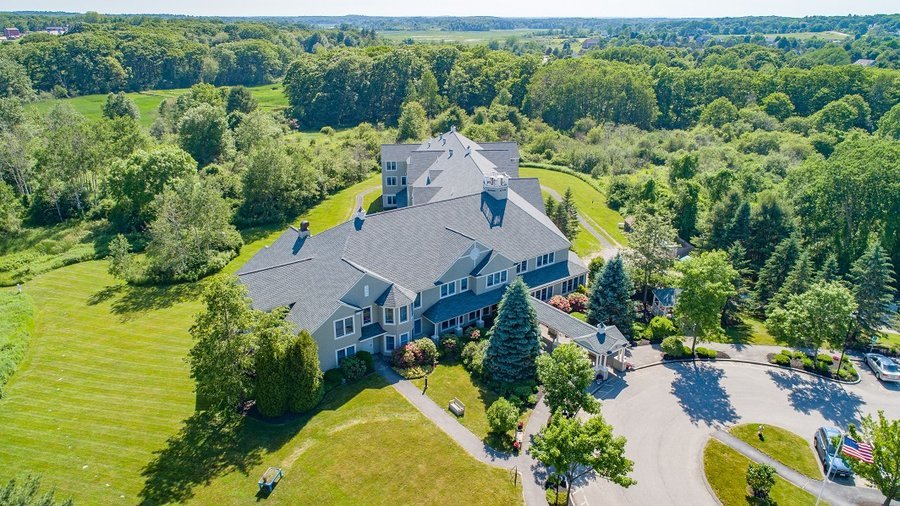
left=539, top=189, right=603, bottom=258
left=722, top=316, right=782, bottom=346
left=297, top=172, right=382, bottom=233
left=380, top=29, right=538, bottom=44
left=729, top=424, right=822, bottom=480
left=521, top=166, right=628, bottom=247
left=26, top=83, right=289, bottom=129
left=703, top=439, right=818, bottom=506
left=0, top=175, right=520, bottom=505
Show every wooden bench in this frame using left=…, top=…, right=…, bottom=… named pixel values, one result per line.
left=449, top=398, right=465, bottom=417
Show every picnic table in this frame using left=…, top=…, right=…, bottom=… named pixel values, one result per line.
left=258, top=467, right=283, bottom=493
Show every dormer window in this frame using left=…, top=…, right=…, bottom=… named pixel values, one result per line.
left=536, top=252, right=555, bottom=268
left=515, top=260, right=528, bottom=274
left=440, top=282, right=457, bottom=299
left=486, top=270, right=508, bottom=288
left=385, top=161, right=397, bottom=171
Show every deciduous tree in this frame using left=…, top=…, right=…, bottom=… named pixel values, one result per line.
left=846, top=411, right=900, bottom=506
left=674, top=251, right=738, bottom=354
left=537, top=343, right=599, bottom=416
left=766, top=281, right=857, bottom=356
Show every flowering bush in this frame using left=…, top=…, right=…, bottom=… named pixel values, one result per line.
left=392, top=345, right=418, bottom=368
left=548, top=295, right=571, bottom=313
left=567, top=292, right=588, bottom=313
left=441, top=335, right=460, bottom=359
left=464, top=326, right=481, bottom=341
left=413, top=337, right=439, bottom=365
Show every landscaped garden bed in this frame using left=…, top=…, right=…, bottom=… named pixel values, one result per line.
left=660, top=336, right=730, bottom=361
left=729, top=424, right=822, bottom=480
left=767, top=349, right=858, bottom=382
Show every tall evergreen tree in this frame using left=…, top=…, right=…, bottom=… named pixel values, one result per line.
left=486, top=278, right=541, bottom=384
left=587, top=255, right=635, bottom=339
left=544, top=195, right=557, bottom=219
left=769, top=250, right=814, bottom=313
left=286, top=330, right=325, bottom=413
left=850, top=242, right=896, bottom=339
left=253, top=309, right=292, bottom=417
left=753, top=236, right=799, bottom=315
left=554, top=188, right=579, bottom=241
left=817, top=253, right=840, bottom=283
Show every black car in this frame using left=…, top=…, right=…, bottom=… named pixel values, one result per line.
left=813, top=427, right=853, bottom=478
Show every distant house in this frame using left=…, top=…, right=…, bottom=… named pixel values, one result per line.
left=581, top=38, right=600, bottom=51
left=3, top=28, right=21, bottom=39
left=45, top=26, right=67, bottom=36
left=652, top=288, right=681, bottom=316
left=853, top=58, right=876, bottom=67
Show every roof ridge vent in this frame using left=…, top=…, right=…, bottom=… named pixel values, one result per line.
left=438, top=132, right=443, bottom=140
left=442, top=138, right=446, bottom=146
left=448, top=149, right=453, bottom=157
left=450, top=125, right=456, bottom=132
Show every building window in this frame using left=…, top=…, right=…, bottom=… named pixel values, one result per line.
left=413, top=293, right=421, bottom=309
left=537, top=252, right=555, bottom=268
left=399, top=305, right=409, bottom=323
left=562, top=278, right=579, bottom=294
left=334, top=316, right=354, bottom=339
left=364, top=285, right=369, bottom=297
left=401, top=176, right=407, bottom=185
left=386, top=176, right=398, bottom=186
left=516, top=260, right=528, bottom=274
left=400, top=333, right=410, bottom=346
left=385, top=161, right=397, bottom=171
left=384, top=195, right=397, bottom=206
left=384, top=307, right=395, bottom=325
left=459, top=278, right=469, bottom=291
left=361, top=306, right=372, bottom=325
left=385, top=335, right=395, bottom=352
left=486, top=270, right=508, bottom=288
left=337, top=345, right=356, bottom=363
left=468, top=310, right=479, bottom=322
left=532, top=287, right=552, bottom=302
left=414, top=318, right=422, bottom=336
left=440, top=282, right=457, bottom=298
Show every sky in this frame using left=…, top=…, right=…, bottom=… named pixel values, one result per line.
left=3, top=0, right=898, bottom=19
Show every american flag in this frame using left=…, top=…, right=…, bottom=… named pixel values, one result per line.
left=841, top=436, right=874, bottom=464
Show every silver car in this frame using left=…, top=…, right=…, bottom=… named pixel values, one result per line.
left=865, top=353, right=900, bottom=383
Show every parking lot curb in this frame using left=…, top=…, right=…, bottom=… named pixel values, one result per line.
left=631, top=357, right=862, bottom=385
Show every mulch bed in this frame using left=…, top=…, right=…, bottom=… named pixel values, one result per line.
left=765, top=353, right=859, bottom=382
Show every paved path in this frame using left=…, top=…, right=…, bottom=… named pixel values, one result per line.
left=541, top=185, right=620, bottom=260
left=376, top=362, right=550, bottom=506
left=352, top=186, right=380, bottom=215
left=712, top=430, right=888, bottom=506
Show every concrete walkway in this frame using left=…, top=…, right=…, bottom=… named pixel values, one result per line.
left=376, top=362, right=550, bottom=506
left=712, top=430, right=892, bottom=506
left=353, top=186, right=380, bottom=214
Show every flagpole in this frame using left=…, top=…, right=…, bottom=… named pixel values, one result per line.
left=815, top=429, right=843, bottom=506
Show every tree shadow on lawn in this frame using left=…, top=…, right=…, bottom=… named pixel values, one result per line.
left=138, top=375, right=385, bottom=505
left=88, top=281, right=204, bottom=321
left=666, top=361, right=739, bottom=426
left=765, top=370, right=864, bottom=428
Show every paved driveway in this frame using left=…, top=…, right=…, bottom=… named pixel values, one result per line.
left=574, top=360, right=900, bottom=506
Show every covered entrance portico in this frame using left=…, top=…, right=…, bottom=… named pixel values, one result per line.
left=531, top=297, right=629, bottom=380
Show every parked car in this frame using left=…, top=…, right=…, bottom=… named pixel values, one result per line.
left=864, top=353, right=900, bottom=383
left=814, top=427, right=853, bottom=478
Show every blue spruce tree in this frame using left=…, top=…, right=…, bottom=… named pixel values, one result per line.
left=486, top=277, right=541, bottom=384
left=587, top=255, right=635, bottom=339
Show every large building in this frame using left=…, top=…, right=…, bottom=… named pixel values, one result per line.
left=238, top=129, right=627, bottom=373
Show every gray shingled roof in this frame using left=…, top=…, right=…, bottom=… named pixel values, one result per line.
left=653, top=288, right=681, bottom=307
left=531, top=298, right=628, bottom=356
left=360, top=323, right=386, bottom=341
left=574, top=326, right=628, bottom=357
left=376, top=284, right=415, bottom=307
left=508, top=178, right=544, bottom=213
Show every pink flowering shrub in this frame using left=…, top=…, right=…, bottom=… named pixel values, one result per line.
left=567, top=292, right=588, bottom=313
left=549, top=295, right=571, bottom=313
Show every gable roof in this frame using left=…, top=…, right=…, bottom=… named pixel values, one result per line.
left=653, top=287, right=681, bottom=307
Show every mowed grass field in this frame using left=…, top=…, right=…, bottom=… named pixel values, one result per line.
left=380, top=29, right=538, bottom=44
left=0, top=177, right=521, bottom=505
left=521, top=166, right=628, bottom=248
left=27, top=82, right=288, bottom=129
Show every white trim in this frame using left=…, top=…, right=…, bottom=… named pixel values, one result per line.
left=399, top=332, right=410, bottom=346
left=439, top=281, right=457, bottom=299
left=336, top=344, right=356, bottom=363
left=536, top=252, right=555, bottom=268
left=386, top=176, right=398, bottom=186
left=385, top=161, right=397, bottom=171
left=333, top=315, right=354, bottom=339
left=385, top=334, right=395, bottom=352
left=383, top=307, right=396, bottom=325
left=486, top=269, right=508, bottom=288
left=400, top=176, right=407, bottom=185
left=361, top=306, right=372, bottom=325
left=413, top=293, right=422, bottom=309
left=399, top=305, right=409, bottom=323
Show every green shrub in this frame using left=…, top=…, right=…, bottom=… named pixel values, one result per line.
left=355, top=351, right=374, bottom=373
left=486, top=397, right=519, bottom=435
left=545, top=487, right=569, bottom=506
left=747, top=462, right=776, bottom=498
left=323, top=368, right=343, bottom=386
left=815, top=360, right=831, bottom=373
left=645, top=316, right=677, bottom=341
left=793, top=350, right=807, bottom=360
left=801, top=356, right=814, bottom=370
left=526, top=393, right=538, bottom=407
left=440, top=335, right=460, bottom=360
left=340, top=356, right=366, bottom=382
left=413, top=337, right=439, bottom=365
left=816, top=354, right=834, bottom=365
left=779, top=349, right=793, bottom=357
left=771, top=353, right=792, bottom=366
left=661, top=336, right=687, bottom=358
left=461, top=340, right=488, bottom=377
left=695, top=347, right=717, bottom=359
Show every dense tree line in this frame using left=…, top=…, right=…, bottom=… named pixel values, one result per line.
left=0, top=15, right=376, bottom=96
